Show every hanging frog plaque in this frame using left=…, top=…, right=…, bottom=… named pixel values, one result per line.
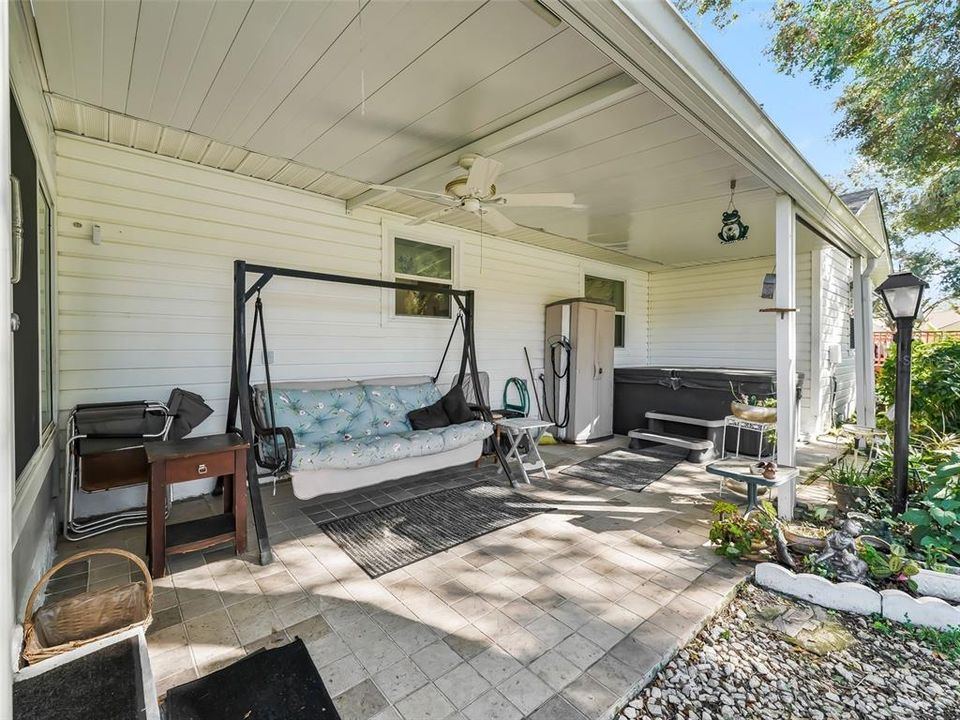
left=719, top=208, right=749, bottom=244
left=718, top=179, right=749, bottom=244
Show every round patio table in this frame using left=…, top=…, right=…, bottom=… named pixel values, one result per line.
left=706, top=459, right=799, bottom=512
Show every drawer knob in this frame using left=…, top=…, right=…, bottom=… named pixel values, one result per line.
left=197, top=463, right=208, bottom=474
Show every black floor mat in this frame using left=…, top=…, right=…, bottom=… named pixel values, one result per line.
left=164, top=638, right=340, bottom=720
left=14, top=637, right=146, bottom=720
left=317, top=483, right=551, bottom=578
left=559, top=445, right=686, bottom=491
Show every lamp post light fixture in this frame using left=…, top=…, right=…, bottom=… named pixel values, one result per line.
left=875, top=271, right=927, bottom=515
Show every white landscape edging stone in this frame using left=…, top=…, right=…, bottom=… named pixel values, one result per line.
left=755, top=563, right=960, bottom=630
left=880, top=589, right=960, bottom=630
left=914, top=567, right=960, bottom=603
left=754, top=563, right=882, bottom=615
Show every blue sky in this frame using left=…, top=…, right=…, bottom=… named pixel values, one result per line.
left=681, top=6, right=856, bottom=184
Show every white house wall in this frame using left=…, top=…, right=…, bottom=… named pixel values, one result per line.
left=815, top=246, right=857, bottom=430
left=55, top=134, right=649, bottom=508
left=646, top=255, right=816, bottom=435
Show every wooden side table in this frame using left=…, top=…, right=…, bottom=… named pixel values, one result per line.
left=144, top=433, right=249, bottom=578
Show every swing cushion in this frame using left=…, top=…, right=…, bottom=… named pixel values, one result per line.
left=290, top=420, right=490, bottom=470
left=254, top=376, right=491, bottom=476
left=271, top=384, right=373, bottom=447
left=362, top=382, right=442, bottom=436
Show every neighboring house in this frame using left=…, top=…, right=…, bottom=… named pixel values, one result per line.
left=924, top=306, right=960, bottom=332
left=1, top=0, right=891, bottom=699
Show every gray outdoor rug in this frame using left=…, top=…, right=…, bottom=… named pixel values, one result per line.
left=315, top=484, right=550, bottom=578
left=559, top=445, right=686, bottom=491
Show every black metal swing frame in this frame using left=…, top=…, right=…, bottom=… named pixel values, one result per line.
left=226, top=259, right=514, bottom=565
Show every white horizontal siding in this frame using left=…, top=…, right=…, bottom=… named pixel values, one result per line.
left=817, top=246, right=856, bottom=429
left=646, top=255, right=814, bottom=431
left=55, top=135, right=648, bottom=506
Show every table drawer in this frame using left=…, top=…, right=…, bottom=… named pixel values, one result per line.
left=166, top=451, right=235, bottom=482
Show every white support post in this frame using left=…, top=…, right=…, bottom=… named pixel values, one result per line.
left=852, top=256, right=869, bottom=427
left=1, top=6, right=14, bottom=715
left=856, top=259, right=878, bottom=427
left=775, top=195, right=797, bottom=519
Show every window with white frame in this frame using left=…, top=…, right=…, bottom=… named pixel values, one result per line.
left=584, top=274, right=626, bottom=348
left=393, top=236, right=454, bottom=318
left=11, top=95, right=56, bottom=484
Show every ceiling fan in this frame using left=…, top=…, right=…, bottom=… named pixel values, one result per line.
left=368, top=153, right=577, bottom=233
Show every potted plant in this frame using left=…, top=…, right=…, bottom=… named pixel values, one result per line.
left=782, top=521, right=829, bottom=553
left=729, top=384, right=777, bottom=423
left=824, top=459, right=884, bottom=514
left=709, top=500, right=778, bottom=561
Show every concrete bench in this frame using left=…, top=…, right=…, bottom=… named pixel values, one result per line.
left=628, top=429, right=715, bottom=463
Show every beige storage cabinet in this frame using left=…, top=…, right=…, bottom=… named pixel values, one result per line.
left=544, top=298, right=615, bottom=443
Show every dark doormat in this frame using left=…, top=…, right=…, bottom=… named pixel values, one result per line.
left=14, top=637, right=146, bottom=720
left=317, top=483, right=551, bottom=578
left=164, top=638, right=339, bottom=720
left=559, top=446, right=685, bottom=491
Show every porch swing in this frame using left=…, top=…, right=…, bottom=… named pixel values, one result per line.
left=225, top=260, right=513, bottom=565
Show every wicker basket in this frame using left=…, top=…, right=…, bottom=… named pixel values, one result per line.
left=22, top=548, right=153, bottom=666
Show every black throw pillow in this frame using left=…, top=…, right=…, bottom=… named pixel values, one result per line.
left=442, top=384, right=474, bottom=424
left=407, top=398, right=451, bottom=430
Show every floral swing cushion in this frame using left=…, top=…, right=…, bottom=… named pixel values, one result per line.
left=262, top=379, right=489, bottom=472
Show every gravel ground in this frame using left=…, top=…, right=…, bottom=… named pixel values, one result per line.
left=618, top=583, right=960, bottom=720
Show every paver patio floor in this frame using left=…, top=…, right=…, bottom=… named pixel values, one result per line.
left=53, top=437, right=839, bottom=719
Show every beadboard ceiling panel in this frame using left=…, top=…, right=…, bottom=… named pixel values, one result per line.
left=188, top=1, right=360, bottom=143
left=34, top=0, right=789, bottom=268
left=291, top=4, right=571, bottom=174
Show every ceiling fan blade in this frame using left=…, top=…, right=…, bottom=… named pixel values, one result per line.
left=478, top=207, right=517, bottom=233
left=407, top=204, right=459, bottom=226
left=368, top=183, right=453, bottom=201
left=494, top=193, right=576, bottom=208
left=465, top=156, right=503, bottom=196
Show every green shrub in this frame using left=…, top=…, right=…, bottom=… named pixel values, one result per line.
left=877, top=338, right=960, bottom=435
left=824, top=458, right=885, bottom=488
left=900, top=456, right=960, bottom=563
left=857, top=542, right=920, bottom=592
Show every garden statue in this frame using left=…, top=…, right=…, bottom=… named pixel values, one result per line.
left=816, top=518, right=869, bottom=583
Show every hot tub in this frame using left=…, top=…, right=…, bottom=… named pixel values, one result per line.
left=613, top=367, right=802, bottom=455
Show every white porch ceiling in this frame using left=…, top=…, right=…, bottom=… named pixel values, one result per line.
left=32, top=0, right=797, bottom=270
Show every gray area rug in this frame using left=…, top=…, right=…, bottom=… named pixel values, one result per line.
left=315, top=484, right=550, bottom=578
left=559, top=446, right=685, bottom=491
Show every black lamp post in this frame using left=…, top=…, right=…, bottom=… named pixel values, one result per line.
left=875, top=271, right=927, bottom=514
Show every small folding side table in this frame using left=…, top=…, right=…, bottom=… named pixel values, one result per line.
left=494, top=417, right=552, bottom=484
